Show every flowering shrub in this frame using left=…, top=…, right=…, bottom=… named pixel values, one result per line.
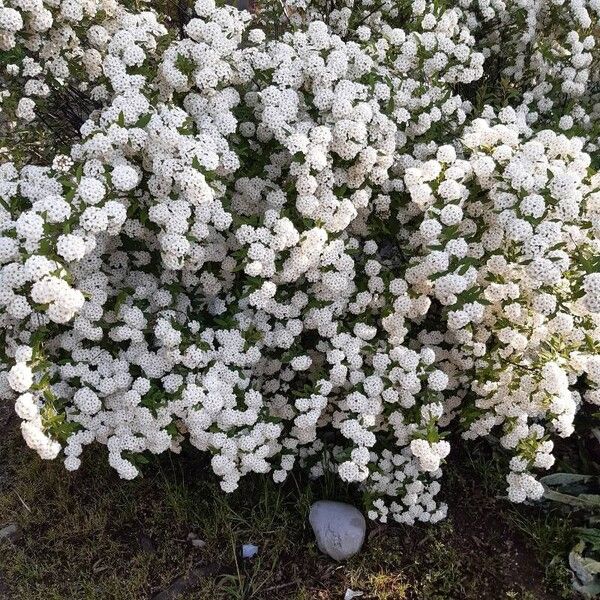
left=1, top=0, right=599, bottom=524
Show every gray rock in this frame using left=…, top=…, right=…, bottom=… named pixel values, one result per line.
left=0, top=524, right=21, bottom=543
left=309, top=501, right=366, bottom=561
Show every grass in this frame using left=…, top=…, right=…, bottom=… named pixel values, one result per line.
left=0, top=405, right=580, bottom=600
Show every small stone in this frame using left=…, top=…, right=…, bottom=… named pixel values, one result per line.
left=0, top=524, right=22, bottom=543
left=309, top=501, right=366, bottom=561
left=187, top=532, right=206, bottom=548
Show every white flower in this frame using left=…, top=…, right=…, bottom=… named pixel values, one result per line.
left=111, top=165, right=139, bottom=191
left=56, top=234, right=86, bottom=262
left=8, top=363, right=33, bottom=393
left=16, top=97, right=35, bottom=121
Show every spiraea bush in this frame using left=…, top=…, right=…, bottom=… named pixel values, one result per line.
left=0, top=0, right=599, bottom=525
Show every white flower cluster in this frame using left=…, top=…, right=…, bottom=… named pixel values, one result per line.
left=1, top=0, right=599, bottom=523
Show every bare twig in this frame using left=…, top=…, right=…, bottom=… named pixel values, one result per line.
left=15, top=491, right=31, bottom=513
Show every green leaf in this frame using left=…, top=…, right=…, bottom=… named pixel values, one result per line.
left=576, top=529, right=600, bottom=554
left=540, top=473, right=593, bottom=487
left=135, top=113, right=152, bottom=128
left=570, top=541, right=600, bottom=587
left=573, top=580, right=600, bottom=598
left=543, top=487, right=600, bottom=509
